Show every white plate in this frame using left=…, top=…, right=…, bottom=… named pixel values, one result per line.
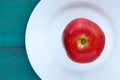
left=25, top=0, right=120, bottom=80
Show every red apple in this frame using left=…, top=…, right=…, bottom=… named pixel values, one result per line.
left=62, top=18, right=105, bottom=63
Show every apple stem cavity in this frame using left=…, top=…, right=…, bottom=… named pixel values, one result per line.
left=77, top=34, right=89, bottom=48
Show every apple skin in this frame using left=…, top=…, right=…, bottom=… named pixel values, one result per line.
left=62, top=18, right=105, bottom=63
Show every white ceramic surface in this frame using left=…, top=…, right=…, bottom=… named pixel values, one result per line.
left=25, top=0, right=120, bottom=80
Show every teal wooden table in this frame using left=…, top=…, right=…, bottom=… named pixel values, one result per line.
left=0, top=0, right=41, bottom=80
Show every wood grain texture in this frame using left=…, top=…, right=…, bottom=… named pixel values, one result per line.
left=0, top=0, right=41, bottom=80
left=0, top=0, right=40, bottom=46
left=0, top=47, right=41, bottom=80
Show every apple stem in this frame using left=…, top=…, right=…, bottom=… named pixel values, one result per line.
left=81, top=39, right=86, bottom=44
